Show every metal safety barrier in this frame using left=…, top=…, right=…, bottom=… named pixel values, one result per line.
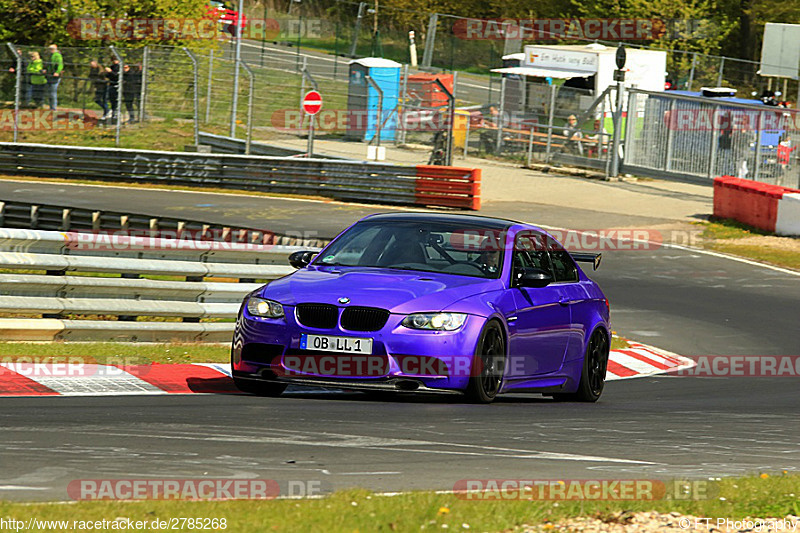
left=0, top=198, right=328, bottom=248
left=0, top=227, right=321, bottom=342
left=0, top=143, right=481, bottom=210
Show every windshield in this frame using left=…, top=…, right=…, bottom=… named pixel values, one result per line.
left=312, top=220, right=507, bottom=279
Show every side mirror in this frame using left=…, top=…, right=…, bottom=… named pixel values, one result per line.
left=288, top=250, right=317, bottom=269
left=516, top=267, right=553, bottom=288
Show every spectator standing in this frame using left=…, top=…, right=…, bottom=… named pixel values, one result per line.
left=122, top=64, right=138, bottom=123
left=46, top=44, right=64, bottom=111
left=562, top=114, right=584, bottom=156
left=27, top=51, right=47, bottom=108
left=88, top=60, right=109, bottom=119
left=105, top=58, right=120, bottom=120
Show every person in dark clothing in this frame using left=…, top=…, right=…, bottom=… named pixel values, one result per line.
left=88, top=60, right=109, bottom=119
left=122, top=64, right=139, bottom=123
left=104, top=58, right=121, bottom=120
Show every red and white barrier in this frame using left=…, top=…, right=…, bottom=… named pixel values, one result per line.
left=776, top=193, right=800, bottom=236
left=0, top=344, right=692, bottom=397
left=415, top=165, right=481, bottom=210
left=713, top=176, right=800, bottom=236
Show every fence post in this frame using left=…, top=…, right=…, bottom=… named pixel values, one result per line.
left=687, top=52, right=697, bottom=91
left=365, top=75, right=383, bottom=151
left=753, top=110, right=763, bottom=180
left=183, top=48, right=199, bottom=147
left=621, top=90, right=637, bottom=177
left=6, top=44, right=21, bottom=143
left=526, top=127, right=534, bottom=167
left=665, top=100, right=675, bottom=172
left=300, top=56, right=307, bottom=110
left=463, top=118, right=470, bottom=159
left=716, top=56, right=725, bottom=87
left=707, top=105, right=719, bottom=179
left=397, top=64, right=409, bottom=145
left=421, top=13, right=438, bottom=69
left=241, top=62, right=255, bottom=154
left=544, top=83, right=556, bottom=161
left=139, top=46, right=149, bottom=122
left=109, top=45, right=124, bottom=148
left=433, top=78, right=454, bottom=166
left=349, top=2, right=366, bottom=58
left=496, top=77, right=506, bottom=153
left=205, top=49, right=213, bottom=123
left=610, top=83, right=625, bottom=177
left=230, top=0, right=245, bottom=137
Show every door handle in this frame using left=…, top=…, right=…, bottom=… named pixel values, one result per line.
left=559, top=297, right=571, bottom=306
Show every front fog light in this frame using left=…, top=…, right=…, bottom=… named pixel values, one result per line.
left=402, top=313, right=467, bottom=331
left=247, top=297, right=284, bottom=318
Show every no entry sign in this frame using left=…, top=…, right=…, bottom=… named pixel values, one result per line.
left=302, top=91, right=323, bottom=115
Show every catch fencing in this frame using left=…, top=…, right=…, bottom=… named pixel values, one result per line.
left=0, top=227, right=317, bottom=342
left=0, top=142, right=481, bottom=209
left=622, top=88, right=800, bottom=187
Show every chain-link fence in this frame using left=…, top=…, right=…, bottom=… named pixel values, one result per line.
left=624, top=88, right=800, bottom=187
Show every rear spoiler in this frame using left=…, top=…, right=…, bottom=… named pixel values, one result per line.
left=571, top=252, right=602, bottom=270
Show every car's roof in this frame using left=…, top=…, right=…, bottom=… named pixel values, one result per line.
left=361, top=212, right=524, bottom=230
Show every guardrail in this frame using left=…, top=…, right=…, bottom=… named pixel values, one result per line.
left=198, top=132, right=351, bottom=160
left=0, top=198, right=328, bottom=248
left=0, top=143, right=481, bottom=210
left=0, top=227, right=320, bottom=342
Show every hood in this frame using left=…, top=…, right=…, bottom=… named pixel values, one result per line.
left=260, top=266, right=502, bottom=315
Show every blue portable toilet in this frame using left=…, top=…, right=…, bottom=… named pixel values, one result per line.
left=346, top=58, right=401, bottom=142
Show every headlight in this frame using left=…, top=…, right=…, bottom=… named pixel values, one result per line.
left=402, top=313, right=467, bottom=331
left=246, top=297, right=284, bottom=318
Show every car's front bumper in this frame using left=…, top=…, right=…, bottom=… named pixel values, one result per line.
left=232, top=306, right=486, bottom=392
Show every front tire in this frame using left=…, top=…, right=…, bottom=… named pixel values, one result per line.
left=553, top=329, right=608, bottom=402
left=465, top=321, right=505, bottom=404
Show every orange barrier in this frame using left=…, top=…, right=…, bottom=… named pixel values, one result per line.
left=713, top=176, right=799, bottom=232
left=415, top=166, right=481, bottom=210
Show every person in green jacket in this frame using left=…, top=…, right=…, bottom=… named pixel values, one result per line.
left=26, top=51, right=47, bottom=108
left=46, top=44, right=64, bottom=111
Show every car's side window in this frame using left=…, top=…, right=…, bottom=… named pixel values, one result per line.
left=512, top=232, right=555, bottom=285
left=549, top=250, right=579, bottom=283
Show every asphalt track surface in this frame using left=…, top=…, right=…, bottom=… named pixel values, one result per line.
left=1, top=180, right=799, bottom=502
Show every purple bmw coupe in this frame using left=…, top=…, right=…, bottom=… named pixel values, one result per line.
left=231, top=213, right=610, bottom=403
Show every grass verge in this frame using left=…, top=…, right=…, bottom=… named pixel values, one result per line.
left=0, top=342, right=229, bottom=364
left=0, top=474, right=797, bottom=533
left=692, top=219, right=800, bottom=271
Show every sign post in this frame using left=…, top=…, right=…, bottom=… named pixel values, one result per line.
left=302, top=90, right=323, bottom=158
left=611, top=45, right=626, bottom=177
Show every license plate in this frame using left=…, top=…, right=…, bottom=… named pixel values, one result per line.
left=300, top=334, right=373, bottom=354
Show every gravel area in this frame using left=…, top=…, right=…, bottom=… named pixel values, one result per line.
left=520, top=512, right=800, bottom=532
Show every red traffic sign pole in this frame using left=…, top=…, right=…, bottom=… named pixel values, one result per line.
left=302, top=90, right=322, bottom=157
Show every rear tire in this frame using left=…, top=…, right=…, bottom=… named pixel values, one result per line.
left=552, top=329, right=608, bottom=403
left=464, top=321, right=505, bottom=404
left=233, top=377, right=287, bottom=397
